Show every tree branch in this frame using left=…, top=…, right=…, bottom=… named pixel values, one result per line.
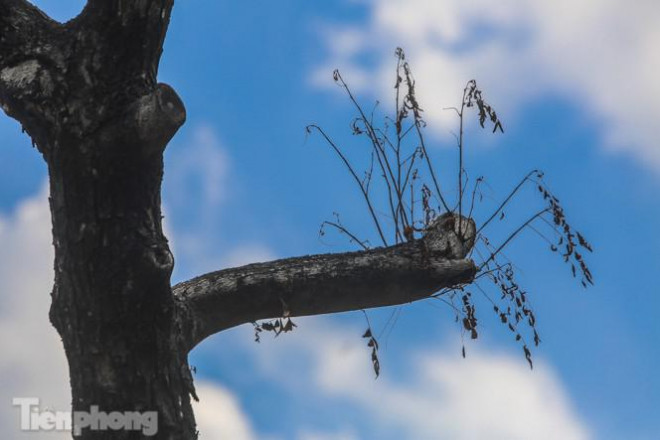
left=0, top=0, right=55, bottom=61
left=0, top=0, right=61, bottom=140
left=174, top=213, right=477, bottom=350
left=78, top=0, right=176, bottom=87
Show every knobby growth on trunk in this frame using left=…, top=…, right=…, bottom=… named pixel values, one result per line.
left=1, top=2, right=484, bottom=438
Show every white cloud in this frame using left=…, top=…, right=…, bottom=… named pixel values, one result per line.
left=316, top=347, right=591, bottom=440
left=314, top=0, right=660, bottom=171
left=0, top=184, right=70, bottom=439
left=193, top=381, right=256, bottom=440
left=233, top=317, right=592, bottom=440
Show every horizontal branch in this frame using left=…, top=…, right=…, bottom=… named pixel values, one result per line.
left=174, top=213, right=477, bottom=350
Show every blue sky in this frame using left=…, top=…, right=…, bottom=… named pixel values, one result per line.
left=1, top=1, right=659, bottom=439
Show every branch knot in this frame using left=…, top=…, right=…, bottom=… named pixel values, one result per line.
left=422, top=213, right=476, bottom=259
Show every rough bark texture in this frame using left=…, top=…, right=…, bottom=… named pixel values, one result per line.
left=1, top=1, right=477, bottom=439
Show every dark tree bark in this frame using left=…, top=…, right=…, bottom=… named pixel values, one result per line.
left=0, top=1, right=477, bottom=439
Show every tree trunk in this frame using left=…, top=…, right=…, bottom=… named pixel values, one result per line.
left=46, top=98, right=197, bottom=439
left=2, top=2, right=198, bottom=438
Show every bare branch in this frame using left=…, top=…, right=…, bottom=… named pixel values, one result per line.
left=175, top=213, right=477, bottom=350
left=77, top=0, right=176, bottom=87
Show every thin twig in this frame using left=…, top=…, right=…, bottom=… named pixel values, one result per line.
left=478, top=208, right=551, bottom=271
left=321, top=221, right=370, bottom=250
left=468, top=177, right=484, bottom=219
left=476, top=169, right=540, bottom=235
left=458, top=84, right=468, bottom=237
left=415, top=124, right=451, bottom=212
left=308, top=125, right=388, bottom=246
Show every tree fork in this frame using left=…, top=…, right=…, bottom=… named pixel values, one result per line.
left=2, top=2, right=198, bottom=437
left=1, top=1, right=480, bottom=439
